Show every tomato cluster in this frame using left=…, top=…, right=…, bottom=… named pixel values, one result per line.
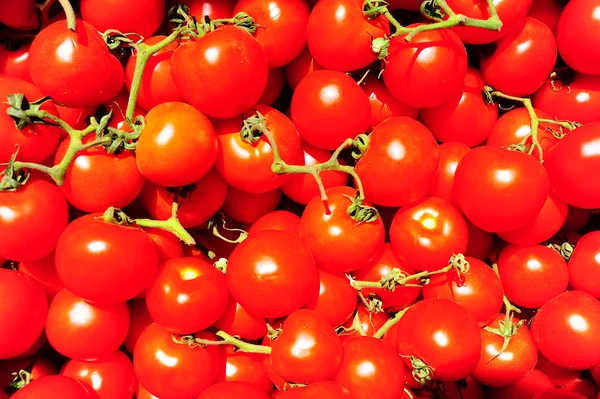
left=2, top=0, right=600, bottom=398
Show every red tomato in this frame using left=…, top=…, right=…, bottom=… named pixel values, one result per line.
left=453, top=147, right=549, bottom=232
left=383, top=27, right=467, bottom=108
left=61, top=350, right=136, bottom=399
left=18, top=253, right=63, bottom=301
left=249, top=210, right=301, bottom=236
left=306, top=0, right=389, bottom=72
left=396, top=298, right=482, bottom=382
left=429, top=142, right=470, bottom=207
left=125, top=36, right=183, bottom=111
left=216, top=347, right=272, bottom=393
left=214, top=298, right=267, bottom=340
left=527, top=0, right=565, bottom=34
left=299, top=186, right=385, bottom=273
left=105, top=92, right=146, bottom=131
left=284, top=46, right=323, bottom=90
left=46, top=289, right=129, bottom=361
left=0, top=0, right=38, bottom=30
left=0, top=43, right=32, bottom=83
left=291, top=70, right=370, bottom=150
left=304, top=269, right=357, bottom=327
left=360, top=75, right=419, bottom=131
left=145, top=227, right=185, bottom=263
left=29, top=20, right=124, bottom=108
left=123, top=300, right=153, bottom=355
left=340, top=305, right=389, bottom=341
left=259, top=68, right=285, bottom=105
left=136, top=101, right=218, bottom=187
left=136, top=384, right=160, bottom=399
left=80, top=0, right=164, bottom=38
left=56, top=105, right=95, bottom=131
left=11, top=375, right=100, bottom=399
left=465, top=220, right=494, bottom=261
left=355, top=117, right=440, bottom=207
left=171, top=26, right=268, bottom=119
left=562, top=206, right=593, bottom=232
left=536, top=353, right=581, bottom=387
left=438, top=377, right=485, bottom=399
left=497, top=245, right=568, bottom=309
left=481, top=17, right=557, bottom=97
left=227, top=229, right=318, bottom=318
left=271, top=309, right=343, bottom=383
left=556, top=0, right=600, bottom=75
left=134, top=324, right=220, bottom=399
left=545, top=122, right=600, bottom=209
left=0, top=270, right=47, bottom=359
left=472, top=314, right=538, bottom=387
left=0, top=179, right=69, bottom=262
left=222, top=187, right=282, bottom=224
left=421, top=67, right=498, bottom=147
left=197, top=381, right=269, bottom=399
left=187, top=0, right=236, bottom=19
left=277, top=381, right=356, bottom=398
left=387, top=0, right=423, bottom=9
left=568, top=231, right=600, bottom=298
left=534, top=388, right=588, bottom=399
left=488, top=370, right=554, bottom=399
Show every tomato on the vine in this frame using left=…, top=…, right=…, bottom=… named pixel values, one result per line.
left=429, top=142, right=470, bottom=207
left=215, top=347, right=272, bottom=393
left=285, top=46, right=324, bottom=90
left=0, top=0, right=38, bottom=30
left=567, top=231, right=600, bottom=298
left=303, top=269, right=358, bottom=327
left=361, top=75, right=419, bottom=131
left=0, top=44, right=33, bottom=83
left=80, top=0, right=164, bottom=38
left=214, top=298, right=267, bottom=340
left=556, top=0, right=600, bottom=75
left=248, top=210, right=301, bottom=236
left=222, top=187, right=282, bottom=224
left=186, top=0, right=236, bottom=20
left=11, top=375, right=100, bottom=399
left=277, top=381, right=356, bottom=398
left=18, top=253, right=63, bottom=301
left=197, top=381, right=269, bottom=399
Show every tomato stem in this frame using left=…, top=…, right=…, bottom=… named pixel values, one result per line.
left=547, top=242, right=575, bottom=260
left=207, top=214, right=249, bottom=244
left=57, top=0, right=76, bottom=31
left=132, top=202, right=196, bottom=245
left=491, top=263, right=522, bottom=314
left=173, top=331, right=272, bottom=354
left=372, top=307, right=409, bottom=339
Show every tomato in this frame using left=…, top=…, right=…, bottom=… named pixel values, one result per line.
left=140, top=168, right=227, bottom=228
left=284, top=46, right=324, bottom=90
left=223, top=187, right=282, bottom=224
left=215, top=105, right=301, bottom=193
left=306, top=0, right=389, bottom=72
left=568, top=231, right=600, bottom=298
left=464, top=220, right=494, bottom=262
left=534, top=388, right=588, bottom=399
left=387, top=0, right=423, bottom=9
left=488, top=370, right=554, bottom=399
left=136, top=101, right=217, bottom=187
left=527, top=0, right=566, bottom=34
left=536, top=353, right=581, bottom=387
left=248, top=210, right=301, bottom=236
left=216, top=347, right=272, bottom=392
left=0, top=0, right=38, bottom=30
left=481, top=17, right=557, bottom=97
left=497, top=245, right=568, bottom=309
left=186, top=0, right=236, bottom=19
left=353, top=244, right=421, bottom=312
left=438, top=377, right=485, bottom=399
left=61, top=350, right=136, bottom=399
left=277, top=381, right=356, bottom=398
left=556, top=0, right=600, bottom=75
left=562, top=206, right=593, bottom=232
left=0, top=179, right=69, bottom=262
left=0, top=270, right=47, bottom=359
left=271, top=309, right=343, bottom=383
left=355, top=117, right=440, bottom=207
left=134, top=323, right=220, bottom=399
left=11, top=375, right=100, bottom=399
left=444, top=0, right=533, bottom=44
left=545, top=122, right=600, bottom=209
left=18, top=253, right=63, bottom=301
left=227, top=229, right=318, bottom=318
left=259, top=68, right=285, bottom=105
left=0, top=43, right=33, bottom=83
left=145, top=227, right=185, bottom=262
left=563, top=379, right=600, bottom=397
left=299, top=186, right=385, bottom=273
left=429, top=142, right=470, bottom=207
left=125, top=36, right=183, bottom=112
left=29, top=20, right=124, bottom=108
left=197, top=381, right=269, bottom=399
left=171, top=26, right=268, bottom=119
left=56, top=105, right=95, bottom=131
left=46, top=289, right=129, bottom=360
left=396, top=298, right=482, bottom=382
left=304, top=269, right=357, bottom=327
left=532, top=73, right=600, bottom=125
left=383, top=27, right=467, bottom=109
left=214, top=299, right=267, bottom=340
left=340, top=305, right=389, bottom=341
left=81, top=0, right=164, bottom=37
left=124, top=300, right=153, bottom=355
left=105, top=92, right=146, bottom=131
left=136, top=384, right=160, bottom=399
left=291, top=70, right=370, bottom=150
left=453, top=147, right=549, bottom=232
left=360, top=75, right=419, bottom=131
left=0, top=75, right=61, bottom=164
left=498, top=193, right=568, bottom=245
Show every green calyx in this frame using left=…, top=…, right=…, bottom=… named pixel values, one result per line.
left=6, top=94, right=53, bottom=130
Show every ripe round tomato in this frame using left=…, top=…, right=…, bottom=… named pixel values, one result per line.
left=527, top=0, right=564, bottom=34
left=481, top=17, right=557, bottom=97
left=545, top=122, right=600, bottom=209
left=299, top=186, right=385, bottom=273
left=259, top=68, right=285, bottom=105
left=187, top=0, right=236, bottom=19
left=11, top=375, right=100, bottom=399
left=29, top=20, right=124, bottom=108
left=396, top=298, right=481, bottom=382
left=488, top=369, right=554, bottom=399
left=383, top=27, right=467, bottom=108
left=304, top=269, right=357, bottom=327
left=277, top=381, right=356, bottom=398
left=536, top=353, right=581, bottom=387
left=429, top=142, right=470, bottom=207
left=214, top=298, right=267, bottom=340
left=306, top=0, right=389, bottom=72
left=171, top=26, right=268, bottom=119
left=248, top=210, right=301, bottom=236
left=222, top=187, right=282, bottom=224
left=0, top=43, right=32, bottom=83
left=136, top=384, right=160, bottom=399
left=145, top=227, right=185, bottom=263
left=61, top=350, right=136, bottom=399
left=556, top=0, right=600, bottom=75
left=80, top=0, right=164, bottom=37
left=134, top=323, right=220, bottom=399
left=216, top=347, right=272, bottom=393
left=123, top=300, right=153, bottom=355
left=360, top=75, right=419, bottom=131
left=271, top=309, right=343, bottom=384
left=227, top=229, right=318, bottom=318
left=197, top=381, right=269, bottom=399
left=531, top=291, right=600, bottom=370
left=18, top=253, right=63, bottom=301
left=136, top=101, right=218, bottom=187
left=568, top=231, right=600, bottom=298
left=355, top=117, right=440, bottom=207
left=0, top=179, right=69, bottom=262
left=215, top=105, right=302, bottom=193
left=46, top=289, right=129, bottom=361
left=534, top=388, right=588, bottom=399
left=291, top=70, right=370, bottom=150
left=339, top=304, right=389, bottom=341
left=0, top=270, right=47, bottom=359
left=453, top=147, right=549, bottom=232
left=284, top=46, right=324, bottom=90
left=0, top=0, right=38, bottom=30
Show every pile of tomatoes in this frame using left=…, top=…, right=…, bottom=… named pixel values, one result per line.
left=2, top=0, right=600, bottom=398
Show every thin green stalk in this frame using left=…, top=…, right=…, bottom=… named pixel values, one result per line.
left=57, top=0, right=76, bottom=31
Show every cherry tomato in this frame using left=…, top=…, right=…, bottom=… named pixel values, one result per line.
left=11, top=375, right=100, bottom=399
left=0, top=0, right=38, bottom=30
left=259, top=68, right=285, bottom=105
left=284, top=46, right=324, bottom=90
left=222, top=187, right=282, bottom=224
left=304, top=269, right=357, bottom=327
left=80, top=0, right=164, bottom=38
left=248, top=210, right=301, bottom=236
left=527, top=0, right=566, bottom=34
left=171, top=26, right=268, bottom=119
left=214, top=298, right=267, bottom=340
left=186, top=0, right=236, bottom=19
left=18, top=253, right=63, bottom=301
left=355, top=117, right=440, bottom=207
left=145, top=227, right=185, bottom=262
left=568, top=231, right=600, bottom=298
left=534, top=388, right=587, bottom=399
left=556, top=0, right=600, bottom=75
left=277, top=381, right=356, bottom=398
left=0, top=43, right=32, bottom=83
left=123, top=300, right=153, bottom=355
left=198, top=381, right=269, bottom=399
left=536, top=353, right=581, bottom=387
left=488, top=370, right=554, bottom=399
left=136, top=384, right=160, bottom=399
left=46, top=289, right=129, bottom=360
left=56, top=105, right=95, bottom=131
left=429, top=142, right=470, bottom=207
left=340, top=305, right=389, bottom=341
left=216, top=347, right=272, bottom=393
left=291, top=70, right=370, bottom=150
left=360, top=75, right=419, bottom=131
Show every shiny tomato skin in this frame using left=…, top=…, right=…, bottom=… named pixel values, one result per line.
left=0, top=43, right=33, bottom=83
left=80, top=0, right=164, bottom=38
left=61, top=350, right=136, bottom=399
left=545, top=122, right=600, bottom=209
left=11, top=375, right=100, bottom=399
left=171, top=26, right=268, bottom=119
left=216, top=347, right=272, bottom=393
left=527, top=0, right=565, bottom=34
left=453, top=147, right=549, bottom=232
left=136, top=101, right=218, bottom=187
left=429, top=142, right=470, bottom=207
left=536, top=353, right=581, bottom=387
left=248, top=210, right=301, bottom=236
left=299, top=186, right=385, bottom=273
left=303, top=269, right=358, bottom=327
left=29, top=20, right=124, bottom=108
left=145, top=227, right=185, bottom=263
left=568, top=231, right=600, bottom=298
left=488, top=369, right=554, bottom=399
left=277, top=381, right=356, bottom=398
left=556, top=0, right=600, bottom=75
left=187, top=0, right=236, bottom=19
left=355, top=117, right=440, bottom=207
left=306, top=0, right=389, bottom=72
left=383, top=27, right=468, bottom=109
left=361, top=75, right=419, bottom=131
left=227, top=229, right=318, bottom=318
left=214, top=298, right=267, bottom=340
left=46, top=289, right=129, bottom=361
left=123, top=300, right=153, bottom=355
left=340, top=304, right=389, bottom=341
left=0, top=0, right=38, bottom=30
left=223, top=187, right=282, bottom=224
left=197, top=381, right=270, bottom=399
left=0, top=179, right=69, bottom=263
left=285, top=46, right=324, bottom=90
left=481, top=17, right=557, bottom=97
left=531, top=291, right=600, bottom=370
left=18, top=253, right=63, bottom=301
left=259, top=68, right=285, bottom=105
left=291, top=70, right=370, bottom=150
left=134, top=323, right=220, bottom=399
left=136, top=384, right=160, bottom=399
left=533, top=388, right=587, bottom=399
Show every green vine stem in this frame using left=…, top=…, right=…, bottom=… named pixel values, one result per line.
left=102, top=204, right=195, bottom=246
left=172, top=331, right=272, bottom=354
left=483, top=311, right=525, bottom=362
left=491, top=263, right=522, bottom=314
left=372, top=307, right=409, bottom=339
left=57, top=0, right=76, bottom=31
left=547, top=242, right=575, bottom=261
left=207, top=214, right=249, bottom=244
